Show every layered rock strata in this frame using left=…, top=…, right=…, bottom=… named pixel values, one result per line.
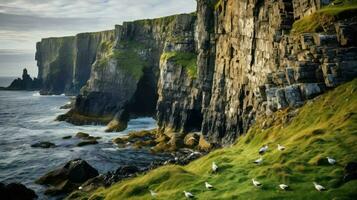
left=36, top=30, right=115, bottom=95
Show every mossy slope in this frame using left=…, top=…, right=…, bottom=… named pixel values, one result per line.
left=292, top=0, right=357, bottom=34
left=74, top=79, right=357, bottom=199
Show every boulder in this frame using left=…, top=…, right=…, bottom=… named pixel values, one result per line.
left=31, top=141, right=56, bottom=148
left=36, top=159, right=99, bottom=195
left=0, top=182, right=37, bottom=200
left=77, top=140, right=98, bottom=147
left=184, top=133, right=200, bottom=147
left=75, top=132, right=90, bottom=139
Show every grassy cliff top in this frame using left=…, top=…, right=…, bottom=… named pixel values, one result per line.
left=70, top=79, right=357, bottom=199
left=292, top=0, right=357, bottom=34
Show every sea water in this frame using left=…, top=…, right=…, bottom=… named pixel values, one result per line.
left=0, top=89, right=167, bottom=198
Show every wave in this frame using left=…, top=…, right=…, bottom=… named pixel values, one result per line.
left=32, top=92, right=40, bottom=97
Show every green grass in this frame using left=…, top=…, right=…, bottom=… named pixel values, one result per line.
left=292, top=0, right=357, bottom=34
left=70, top=79, right=357, bottom=199
left=161, top=52, right=198, bottom=79
left=94, top=40, right=146, bottom=80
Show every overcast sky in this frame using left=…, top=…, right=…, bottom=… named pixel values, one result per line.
left=0, top=0, right=196, bottom=77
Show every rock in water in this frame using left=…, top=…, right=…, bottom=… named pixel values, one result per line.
left=6, top=68, right=41, bottom=91
left=36, top=159, right=99, bottom=195
left=0, top=182, right=37, bottom=200
left=31, top=141, right=56, bottom=148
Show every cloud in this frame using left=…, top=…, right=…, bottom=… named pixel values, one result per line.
left=0, top=0, right=196, bottom=76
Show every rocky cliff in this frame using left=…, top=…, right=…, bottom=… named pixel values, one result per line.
left=36, top=0, right=357, bottom=146
left=58, top=14, right=197, bottom=131
left=156, top=0, right=357, bottom=146
left=36, top=30, right=115, bottom=95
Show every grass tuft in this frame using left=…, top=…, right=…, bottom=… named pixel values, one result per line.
left=161, top=51, right=198, bottom=79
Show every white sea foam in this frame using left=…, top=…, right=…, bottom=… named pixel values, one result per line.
left=32, top=92, right=40, bottom=97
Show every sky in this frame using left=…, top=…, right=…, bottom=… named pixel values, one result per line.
left=0, top=0, right=196, bottom=77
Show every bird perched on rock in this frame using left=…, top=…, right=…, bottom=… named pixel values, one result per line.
left=78, top=186, right=83, bottom=190
left=279, top=184, right=289, bottom=190
left=253, top=157, right=263, bottom=165
left=259, top=145, right=268, bottom=154
left=184, top=191, right=194, bottom=198
left=252, top=179, right=262, bottom=187
left=205, top=182, right=213, bottom=189
left=212, top=162, right=218, bottom=173
left=150, top=190, right=158, bottom=197
left=326, top=157, right=336, bottom=165
left=277, top=144, right=286, bottom=151
left=313, top=182, right=326, bottom=191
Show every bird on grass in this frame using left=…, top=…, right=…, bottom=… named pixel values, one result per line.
left=277, top=144, right=286, bottom=151
left=184, top=191, right=194, bottom=198
left=253, top=157, right=263, bottom=165
left=150, top=190, right=158, bottom=197
left=252, top=179, right=262, bottom=187
left=326, top=157, right=336, bottom=165
left=205, top=182, right=213, bottom=189
left=212, top=162, right=218, bottom=173
left=313, top=182, right=326, bottom=191
left=259, top=145, right=268, bottom=154
left=279, top=184, right=289, bottom=190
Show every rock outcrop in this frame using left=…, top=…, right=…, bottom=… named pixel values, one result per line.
left=0, top=182, right=37, bottom=200
left=5, top=68, right=41, bottom=91
left=36, top=159, right=98, bottom=195
left=36, top=30, right=115, bottom=95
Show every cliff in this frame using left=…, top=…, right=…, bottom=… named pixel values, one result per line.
left=36, top=0, right=356, bottom=145
left=156, top=0, right=357, bottom=146
left=58, top=14, right=197, bottom=131
left=35, top=30, right=115, bottom=95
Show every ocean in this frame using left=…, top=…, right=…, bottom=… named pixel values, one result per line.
left=0, top=89, right=166, bottom=199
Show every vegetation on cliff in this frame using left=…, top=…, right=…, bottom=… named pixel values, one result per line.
left=70, top=79, right=357, bottom=199
left=161, top=51, right=198, bottom=79
left=292, top=0, right=357, bottom=34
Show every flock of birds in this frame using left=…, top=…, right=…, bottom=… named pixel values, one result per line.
left=148, top=144, right=337, bottom=199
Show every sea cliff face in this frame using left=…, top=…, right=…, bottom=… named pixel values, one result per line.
left=58, top=14, right=197, bottom=131
left=36, top=0, right=357, bottom=146
left=155, top=0, right=357, bottom=146
left=35, top=30, right=115, bottom=95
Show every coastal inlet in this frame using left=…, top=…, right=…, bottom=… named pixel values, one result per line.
left=0, top=90, right=170, bottom=199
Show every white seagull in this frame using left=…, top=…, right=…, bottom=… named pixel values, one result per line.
left=313, top=182, right=326, bottom=191
left=259, top=145, right=268, bottom=154
left=212, top=162, right=218, bottom=173
left=326, top=157, right=336, bottom=165
left=184, top=191, right=194, bottom=198
left=252, top=179, right=262, bottom=187
left=150, top=190, right=158, bottom=197
left=277, top=144, right=286, bottom=151
left=279, top=184, right=289, bottom=190
left=253, top=157, right=263, bottom=164
left=78, top=186, right=83, bottom=190
left=205, top=182, right=213, bottom=189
